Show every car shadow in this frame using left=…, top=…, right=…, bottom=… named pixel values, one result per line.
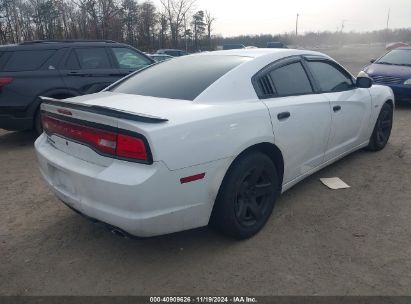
left=0, top=130, right=37, bottom=148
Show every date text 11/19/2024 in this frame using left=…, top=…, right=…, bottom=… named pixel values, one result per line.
left=149, top=296, right=258, bottom=303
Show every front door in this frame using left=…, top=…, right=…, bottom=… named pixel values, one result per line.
left=305, top=59, right=372, bottom=161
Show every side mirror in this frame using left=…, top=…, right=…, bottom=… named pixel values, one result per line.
left=356, top=76, right=373, bottom=88
left=370, top=59, right=376, bottom=63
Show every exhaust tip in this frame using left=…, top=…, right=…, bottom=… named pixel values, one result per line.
left=106, top=225, right=129, bottom=238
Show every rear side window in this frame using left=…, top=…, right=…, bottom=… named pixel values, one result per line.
left=111, top=55, right=250, bottom=101
left=3, top=49, right=56, bottom=72
left=165, top=50, right=179, bottom=56
left=75, top=48, right=111, bottom=69
left=65, top=51, right=81, bottom=69
left=269, top=62, right=313, bottom=96
left=307, top=61, right=353, bottom=92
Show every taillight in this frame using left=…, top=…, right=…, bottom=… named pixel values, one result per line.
left=42, top=112, right=150, bottom=163
left=117, top=134, right=148, bottom=161
left=0, top=77, right=13, bottom=87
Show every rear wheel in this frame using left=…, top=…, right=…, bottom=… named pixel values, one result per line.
left=211, top=152, right=280, bottom=239
left=366, top=102, right=393, bottom=151
left=34, top=108, right=43, bottom=135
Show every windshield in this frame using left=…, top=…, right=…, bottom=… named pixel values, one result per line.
left=376, top=49, right=411, bottom=66
left=110, top=55, right=251, bottom=101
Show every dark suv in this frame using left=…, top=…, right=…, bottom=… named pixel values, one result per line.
left=0, top=40, right=154, bottom=134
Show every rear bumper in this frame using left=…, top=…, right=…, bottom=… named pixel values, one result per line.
left=35, top=134, right=230, bottom=237
left=0, top=113, right=33, bottom=130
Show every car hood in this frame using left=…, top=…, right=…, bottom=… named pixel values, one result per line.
left=365, top=63, right=411, bottom=79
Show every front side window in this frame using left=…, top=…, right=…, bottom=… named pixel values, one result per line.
left=75, top=48, right=111, bottom=69
left=269, top=62, right=313, bottom=96
left=307, top=61, right=353, bottom=93
left=112, top=47, right=152, bottom=69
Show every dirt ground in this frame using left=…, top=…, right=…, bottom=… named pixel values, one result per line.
left=1, top=46, right=411, bottom=296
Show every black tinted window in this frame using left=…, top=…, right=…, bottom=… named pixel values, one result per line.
left=269, top=62, right=313, bottom=96
left=65, top=51, right=80, bottom=69
left=111, top=55, right=250, bottom=100
left=3, top=49, right=55, bottom=71
left=308, top=61, right=353, bottom=92
left=75, top=48, right=111, bottom=69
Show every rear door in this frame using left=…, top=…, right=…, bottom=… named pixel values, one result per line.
left=109, top=47, right=153, bottom=77
left=304, top=57, right=372, bottom=161
left=61, top=47, right=119, bottom=94
left=256, top=57, right=332, bottom=184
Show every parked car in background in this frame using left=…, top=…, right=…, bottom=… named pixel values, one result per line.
left=386, top=42, right=410, bottom=51
left=364, top=47, right=411, bottom=103
left=149, top=54, right=173, bottom=62
left=36, top=49, right=394, bottom=239
left=267, top=41, right=288, bottom=48
left=223, top=44, right=245, bottom=50
left=0, top=40, right=154, bottom=134
left=155, top=49, right=188, bottom=57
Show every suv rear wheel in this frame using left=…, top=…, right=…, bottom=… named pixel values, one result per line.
left=34, top=108, right=43, bottom=135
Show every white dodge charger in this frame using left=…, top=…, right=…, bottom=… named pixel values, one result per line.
left=35, top=49, right=394, bottom=239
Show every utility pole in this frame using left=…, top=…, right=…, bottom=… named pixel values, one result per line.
left=340, top=20, right=346, bottom=33
left=386, top=8, right=390, bottom=30
left=295, top=13, right=299, bottom=36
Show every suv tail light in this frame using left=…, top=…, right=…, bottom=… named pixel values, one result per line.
left=0, top=77, right=13, bottom=87
left=41, top=112, right=151, bottom=163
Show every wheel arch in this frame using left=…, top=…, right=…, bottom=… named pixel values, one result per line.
left=29, top=88, right=80, bottom=116
left=209, top=141, right=285, bottom=230
left=385, top=99, right=394, bottom=109
left=31, top=88, right=80, bottom=131
left=216, top=142, right=285, bottom=198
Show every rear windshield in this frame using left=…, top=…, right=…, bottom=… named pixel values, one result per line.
left=3, top=49, right=56, bottom=72
left=110, top=55, right=251, bottom=100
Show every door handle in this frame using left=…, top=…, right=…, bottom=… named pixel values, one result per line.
left=333, top=105, right=342, bottom=112
left=277, top=112, right=291, bottom=120
left=67, top=71, right=92, bottom=77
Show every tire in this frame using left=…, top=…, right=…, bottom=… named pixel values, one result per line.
left=211, top=152, right=280, bottom=239
left=366, top=102, right=393, bottom=151
left=34, top=108, right=43, bottom=136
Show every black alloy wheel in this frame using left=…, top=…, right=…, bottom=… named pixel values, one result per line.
left=211, top=152, right=279, bottom=239
left=367, top=103, right=393, bottom=151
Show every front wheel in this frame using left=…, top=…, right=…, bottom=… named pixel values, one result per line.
left=366, top=103, right=393, bottom=151
left=211, top=152, right=280, bottom=239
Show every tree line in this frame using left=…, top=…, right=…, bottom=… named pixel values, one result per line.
left=216, top=28, right=411, bottom=48
left=1, top=0, right=410, bottom=52
left=0, top=0, right=216, bottom=52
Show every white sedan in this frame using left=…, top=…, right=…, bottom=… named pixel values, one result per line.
left=35, top=49, right=394, bottom=239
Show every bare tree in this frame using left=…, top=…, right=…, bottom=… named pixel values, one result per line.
left=159, top=0, right=195, bottom=48
left=204, top=10, right=215, bottom=50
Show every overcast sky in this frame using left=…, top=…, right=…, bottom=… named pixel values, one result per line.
left=154, top=0, right=411, bottom=36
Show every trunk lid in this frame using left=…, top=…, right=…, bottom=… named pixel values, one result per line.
left=40, top=91, right=201, bottom=166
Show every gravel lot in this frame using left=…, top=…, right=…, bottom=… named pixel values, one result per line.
left=1, top=45, right=410, bottom=296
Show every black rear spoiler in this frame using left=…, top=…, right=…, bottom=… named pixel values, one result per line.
left=40, top=96, right=169, bottom=124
